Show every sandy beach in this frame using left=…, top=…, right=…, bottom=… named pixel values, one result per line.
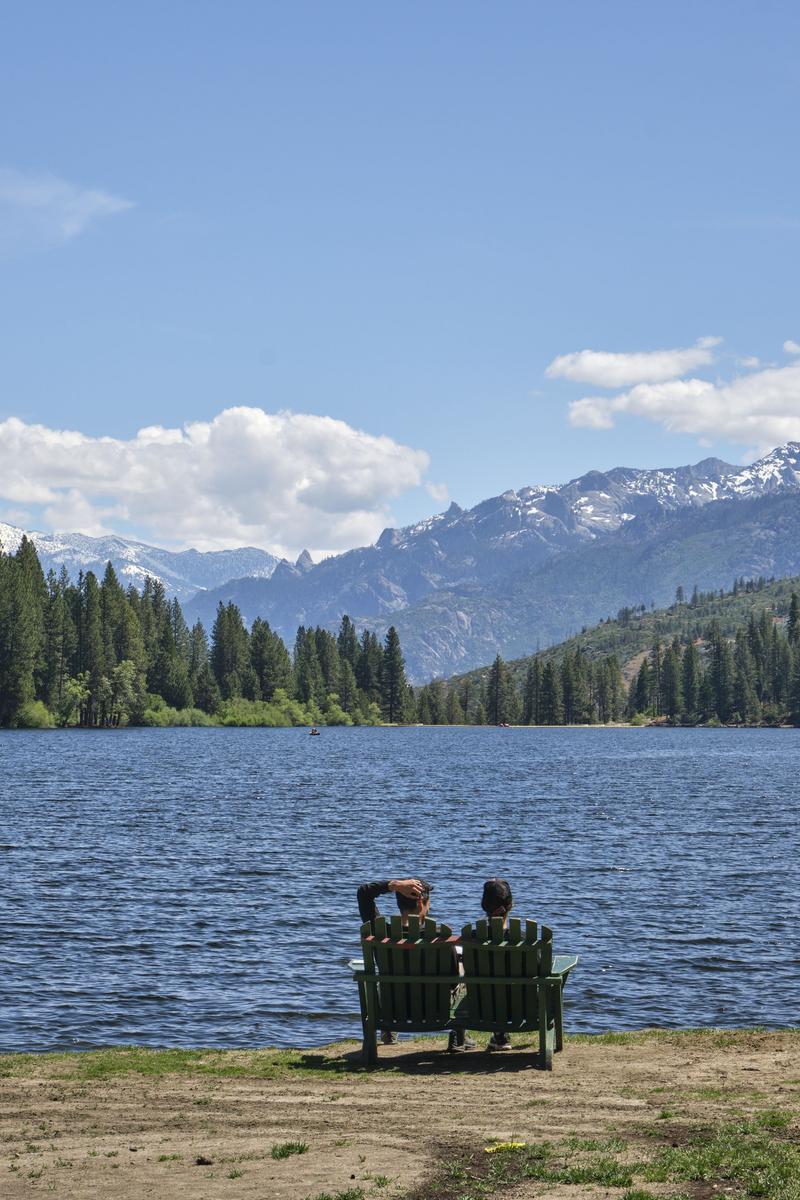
left=1, top=1029, right=798, bottom=1200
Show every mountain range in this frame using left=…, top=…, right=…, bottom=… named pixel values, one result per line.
left=183, top=442, right=800, bottom=677
left=4, top=442, right=800, bottom=681
left=0, top=523, right=280, bottom=603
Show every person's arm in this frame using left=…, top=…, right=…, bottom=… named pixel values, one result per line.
left=356, top=878, right=423, bottom=923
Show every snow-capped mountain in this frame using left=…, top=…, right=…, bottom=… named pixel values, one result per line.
left=184, top=443, right=800, bottom=663
left=0, top=524, right=282, bottom=602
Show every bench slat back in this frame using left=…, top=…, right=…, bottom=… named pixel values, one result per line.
left=460, top=918, right=553, bottom=1027
left=360, top=916, right=456, bottom=1027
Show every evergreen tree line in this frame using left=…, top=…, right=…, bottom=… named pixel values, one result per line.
left=0, top=537, right=410, bottom=728
left=3, top=536, right=800, bottom=728
left=414, top=650, right=626, bottom=726
left=628, top=598, right=800, bottom=725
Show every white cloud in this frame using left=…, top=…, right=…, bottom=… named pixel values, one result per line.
left=737, top=356, right=761, bottom=369
left=0, top=168, right=134, bottom=249
left=0, top=408, right=431, bottom=558
left=426, top=481, right=450, bottom=504
left=568, top=362, right=800, bottom=451
left=546, top=337, right=721, bottom=388
left=784, top=339, right=800, bottom=355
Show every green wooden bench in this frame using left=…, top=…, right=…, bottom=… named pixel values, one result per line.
left=457, top=916, right=578, bottom=1070
left=352, top=913, right=578, bottom=1068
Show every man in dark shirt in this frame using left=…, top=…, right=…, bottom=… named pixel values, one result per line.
left=357, top=877, right=427, bottom=924
left=355, top=876, right=474, bottom=1052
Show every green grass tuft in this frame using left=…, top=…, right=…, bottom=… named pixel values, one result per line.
left=271, top=1140, right=309, bottom=1160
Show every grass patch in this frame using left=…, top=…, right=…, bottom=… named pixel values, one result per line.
left=271, top=1140, right=309, bottom=1160
left=643, top=1118, right=800, bottom=1198
left=409, top=1115, right=800, bottom=1200
left=0, top=1045, right=362, bottom=1082
left=408, top=1142, right=635, bottom=1199
left=2, top=1029, right=796, bottom=1084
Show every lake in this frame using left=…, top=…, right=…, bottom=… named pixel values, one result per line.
left=0, top=726, right=797, bottom=1053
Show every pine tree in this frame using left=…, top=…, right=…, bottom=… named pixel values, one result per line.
left=681, top=640, right=701, bottom=716
left=355, top=630, right=382, bottom=702
left=539, top=660, right=563, bottom=724
left=706, top=620, right=734, bottom=722
left=487, top=654, right=511, bottom=724
left=788, top=592, right=800, bottom=647
left=661, top=639, right=683, bottom=719
left=522, top=659, right=542, bottom=725
left=0, top=537, right=48, bottom=723
left=445, top=687, right=464, bottom=724
left=632, top=658, right=651, bottom=716
left=188, top=621, right=210, bottom=678
left=315, top=627, right=341, bottom=693
left=732, top=630, right=759, bottom=723
left=250, top=618, right=291, bottom=700
left=381, top=627, right=407, bottom=723
left=293, top=626, right=324, bottom=705
left=337, top=658, right=359, bottom=715
left=337, top=615, right=359, bottom=667
left=193, top=663, right=222, bottom=714
left=211, top=602, right=250, bottom=698
left=82, top=572, right=106, bottom=724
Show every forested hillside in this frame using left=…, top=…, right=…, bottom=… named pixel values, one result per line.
left=419, top=576, right=800, bottom=727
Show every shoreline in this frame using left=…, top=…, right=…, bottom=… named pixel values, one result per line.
left=2, top=1029, right=798, bottom=1199
left=3, top=720, right=799, bottom=732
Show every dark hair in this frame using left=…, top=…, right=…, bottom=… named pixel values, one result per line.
left=396, top=879, right=432, bottom=913
left=481, top=877, right=513, bottom=915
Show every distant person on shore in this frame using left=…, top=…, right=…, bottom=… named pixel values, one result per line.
left=480, top=877, right=514, bottom=1052
left=355, top=877, right=474, bottom=1052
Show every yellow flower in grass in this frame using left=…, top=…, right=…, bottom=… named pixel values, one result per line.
left=484, top=1141, right=527, bottom=1154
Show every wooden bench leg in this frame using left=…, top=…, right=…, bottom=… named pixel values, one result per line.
left=360, top=981, right=379, bottom=1067
left=537, top=986, right=551, bottom=1070
left=554, top=981, right=564, bottom=1053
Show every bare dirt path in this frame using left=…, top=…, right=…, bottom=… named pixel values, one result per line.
left=1, top=1030, right=798, bottom=1200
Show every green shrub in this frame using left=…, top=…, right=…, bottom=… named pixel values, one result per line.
left=141, top=705, right=215, bottom=727
left=13, top=700, right=55, bottom=729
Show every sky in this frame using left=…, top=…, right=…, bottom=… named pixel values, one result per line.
left=1, top=1, right=799, bottom=558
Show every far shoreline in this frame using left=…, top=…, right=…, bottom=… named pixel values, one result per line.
left=3, top=720, right=799, bottom=732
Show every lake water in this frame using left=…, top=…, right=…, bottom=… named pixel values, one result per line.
left=0, top=727, right=798, bottom=1053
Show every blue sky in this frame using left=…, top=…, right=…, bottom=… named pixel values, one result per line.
left=1, top=2, right=799, bottom=556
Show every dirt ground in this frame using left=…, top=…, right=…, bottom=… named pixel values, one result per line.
left=1, top=1030, right=798, bottom=1200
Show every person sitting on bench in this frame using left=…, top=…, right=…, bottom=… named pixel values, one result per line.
left=481, top=877, right=514, bottom=1052
left=355, top=877, right=474, bottom=1052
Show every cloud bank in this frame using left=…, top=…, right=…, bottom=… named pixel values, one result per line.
left=0, top=408, right=430, bottom=558
left=0, top=168, right=134, bottom=249
left=546, top=337, right=720, bottom=388
left=561, top=337, right=800, bottom=452
left=569, top=363, right=800, bottom=447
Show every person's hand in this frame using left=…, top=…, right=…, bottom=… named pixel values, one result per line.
left=389, top=878, right=424, bottom=899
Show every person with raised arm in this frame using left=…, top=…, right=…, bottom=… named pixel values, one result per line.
left=355, top=877, right=474, bottom=1052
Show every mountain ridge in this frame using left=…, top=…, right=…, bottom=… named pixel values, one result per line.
left=183, top=442, right=800, bottom=676
left=0, top=523, right=282, bottom=603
